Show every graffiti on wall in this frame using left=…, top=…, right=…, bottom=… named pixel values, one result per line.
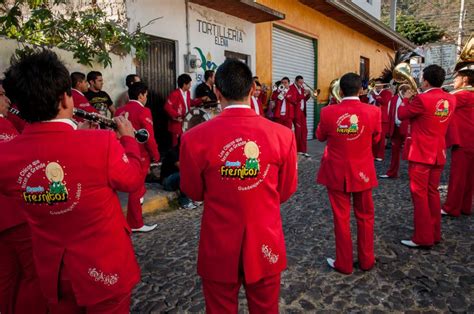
left=194, top=47, right=218, bottom=83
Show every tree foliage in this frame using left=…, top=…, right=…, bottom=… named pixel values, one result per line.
left=395, top=14, right=444, bottom=45
left=0, top=0, right=150, bottom=68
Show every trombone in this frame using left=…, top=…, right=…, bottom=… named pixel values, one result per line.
left=303, top=82, right=320, bottom=100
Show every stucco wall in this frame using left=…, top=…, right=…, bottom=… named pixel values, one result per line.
left=256, top=0, right=394, bottom=101
left=127, top=0, right=256, bottom=86
left=0, top=39, right=134, bottom=103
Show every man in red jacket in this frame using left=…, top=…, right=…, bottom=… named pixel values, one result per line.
left=115, top=82, right=159, bottom=232
left=180, top=59, right=297, bottom=313
left=398, top=64, right=456, bottom=248
left=380, top=84, right=411, bottom=179
left=316, top=72, right=381, bottom=274
left=0, top=50, right=143, bottom=313
left=442, top=67, right=473, bottom=217
left=70, top=72, right=99, bottom=115
left=272, top=77, right=293, bottom=129
left=370, top=79, right=393, bottom=161
left=250, top=80, right=264, bottom=115
left=288, top=75, right=311, bottom=157
left=0, top=79, right=47, bottom=314
left=165, top=74, right=203, bottom=147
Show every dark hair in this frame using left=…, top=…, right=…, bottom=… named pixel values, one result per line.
left=339, top=73, right=362, bottom=97
left=87, top=71, right=102, bottom=83
left=177, top=74, right=192, bottom=88
left=204, top=70, right=215, bottom=82
left=71, top=72, right=86, bottom=88
left=255, top=80, right=261, bottom=87
left=128, top=82, right=148, bottom=100
left=422, top=64, right=445, bottom=87
left=275, top=80, right=281, bottom=87
left=281, top=77, right=290, bottom=83
left=125, top=74, right=139, bottom=88
left=3, top=50, right=71, bottom=123
left=215, top=58, right=253, bottom=101
left=295, top=75, right=303, bottom=82
left=457, top=70, right=474, bottom=85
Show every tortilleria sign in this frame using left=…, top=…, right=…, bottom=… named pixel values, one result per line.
left=197, top=19, right=244, bottom=47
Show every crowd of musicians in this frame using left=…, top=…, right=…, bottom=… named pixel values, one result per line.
left=0, top=46, right=472, bottom=313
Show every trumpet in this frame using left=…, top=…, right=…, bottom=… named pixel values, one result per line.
left=303, top=82, right=320, bottom=99
left=277, top=85, right=288, bottom=100
left=8, top=107, right=150, bottom=144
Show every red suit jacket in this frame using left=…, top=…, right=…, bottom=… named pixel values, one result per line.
left=272, top=90, right=294, bottom=120
left=180, top=107, right=297, bottom=284
left=373, top=89, right=392, bottom=125
left=316, top=98, right=382, bottom=192
left=445, top=89, right=474, bottom=149
left=115, top=100, right=160, bottom=163
left=287, top=84, right=310, bottom=118
left=250, top=96, right=264, bottom=115
left=387, top=94, right=409, bottom=137
left=398, top=88, right=456, bottom=165
left=165, top=88, right=202, bottom=135
left=0, top=116, right=22, bottom=233
left=72, top=89, right=98, bottom=113
left=0, top=122, right=143, bottom=306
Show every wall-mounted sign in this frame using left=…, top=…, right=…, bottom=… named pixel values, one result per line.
left=197, top=19, right=244, bottom=47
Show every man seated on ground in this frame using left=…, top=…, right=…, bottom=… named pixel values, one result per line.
left=159, top=142, right=197, bottom=210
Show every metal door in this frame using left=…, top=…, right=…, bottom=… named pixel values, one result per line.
left=137, top=35, right=177, bottom=154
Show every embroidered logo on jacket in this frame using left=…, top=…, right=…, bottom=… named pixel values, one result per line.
left=88, top=267, right=119, bottom=286
left=23, top=162, right=68, bottom=205
left=336, top=113, right=364, bottom=141
left=220, top=141, right=260, bottom=180
left=434, top=99, right=450, bottom=119
left=262, top=244, right=279, bottom=264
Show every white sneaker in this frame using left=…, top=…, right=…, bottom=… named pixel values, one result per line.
left=400, top=240, right=419, bottom=248
left=193, top=201, right=203, bottom=206
left=375, top=158, right=383, bottom=162
left=303, top=153, right=311, bottom=158
left=140, top=197, right=144, bottom=205
left=326, top=257, right=335, bottom=269
left=441, top=209, right=448, bottom=216
left=182, top=202, right=197, bottom=210
left=132, top=224, right=157, bottom=233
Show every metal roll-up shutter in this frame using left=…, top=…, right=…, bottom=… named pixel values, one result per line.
left=272, top=26, right=316, bottom=140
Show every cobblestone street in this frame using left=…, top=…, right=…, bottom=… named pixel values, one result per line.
left=131, top=140, right=473, bottom=313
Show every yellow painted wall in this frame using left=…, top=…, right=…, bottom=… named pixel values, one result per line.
left=256, top=0, right=395, bottom=101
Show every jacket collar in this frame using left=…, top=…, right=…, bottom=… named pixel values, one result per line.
left=22, top=120, right=77, bottom=135
left=219, top=106, right=257, bottom=117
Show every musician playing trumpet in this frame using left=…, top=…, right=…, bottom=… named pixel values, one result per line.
left=287, top=76, right=311, bottom=157
left=272, top=77, right=293, bottom=129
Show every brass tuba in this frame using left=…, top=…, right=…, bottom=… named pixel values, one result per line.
left=393, top=62, right=418, bottom=95
left=455, top=33, right=474, bottom=72
left=329, top=78, right=342, bottom=103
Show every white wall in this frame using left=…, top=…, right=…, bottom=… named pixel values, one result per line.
left=127, top=0, right=256, bottom=87
left=0, top=39, right=134, bottom=103
left=351, top=0, right=381, bottom=20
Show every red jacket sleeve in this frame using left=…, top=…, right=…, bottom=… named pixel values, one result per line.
left=278, top=133, right=298, bottom=203
left=142, top=109, right=160, bottom=162
left=165, top=91, right=181, bottom=119
left=107, top=132, right=143, bottom=192
left=180, top=133, right=204, bottom=201
left=398, top=95, right=424, bottom=120
left=373, top=107, right=382, bottom=144
left=316, top=108, right=328, bottom=142
left=190, top=97, right=202, bottom=107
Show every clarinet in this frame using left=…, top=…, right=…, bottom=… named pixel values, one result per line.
left=8, top=107, right=149, bottom=144
left=73, top=109, right=150, bottom=144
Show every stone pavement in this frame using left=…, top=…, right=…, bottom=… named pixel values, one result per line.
left=129, top=140, right=473, bottom=313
